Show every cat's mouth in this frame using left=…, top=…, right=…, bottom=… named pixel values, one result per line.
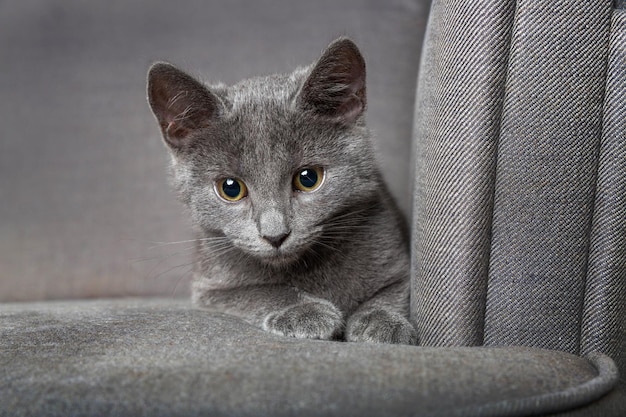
left=258, top=251, right=301, bottom=267
left=230, top=229, right=325, bottom=267
left=248, top=236, right=316, bottom=267
left=255, top=241, right=307, bottom=265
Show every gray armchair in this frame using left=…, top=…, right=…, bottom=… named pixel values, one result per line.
left=1, top=1, right=624, bottom=416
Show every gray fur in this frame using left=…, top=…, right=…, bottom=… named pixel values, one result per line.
left=147, top=38, right=416, bottom=345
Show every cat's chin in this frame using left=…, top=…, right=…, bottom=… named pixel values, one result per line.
left=255, top=250, right=302, bottom=268
left=245, top=243, right=311, bottom=268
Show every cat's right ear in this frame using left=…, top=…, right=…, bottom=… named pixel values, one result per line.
left=147, top=63, right=220, bottom=148
left=298, top=38, right=366, bottom=125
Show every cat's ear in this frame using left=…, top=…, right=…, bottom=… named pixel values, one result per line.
left=299, top=38, right=366, bottom=124
left=147, top=63, right=220, bottom=148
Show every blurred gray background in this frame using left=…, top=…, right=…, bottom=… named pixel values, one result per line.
left=0, top=0, right=430, bottom=301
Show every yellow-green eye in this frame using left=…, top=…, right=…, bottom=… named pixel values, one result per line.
left=216, top=178, right=248, bottom=202
left=293, top=167, right=324, bottom=192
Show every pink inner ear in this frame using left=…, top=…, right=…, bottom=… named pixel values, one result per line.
left=148, top=63, right=220, bottom=145
left=338, top=95, right=364, bottom=124
left=164, top=120, right=191, bottom=140
left=300, top=39, right=367, bottom=124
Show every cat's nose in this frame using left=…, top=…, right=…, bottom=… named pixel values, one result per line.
left=258, top=208, right=290, bottom=248
left=262, top=232, right=290, bottom=248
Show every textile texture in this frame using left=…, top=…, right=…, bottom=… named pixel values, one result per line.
left=411, top=0, right=515, bottom=347
left=0, top=299, right=619, bottom=417
left=484, top=0, right=612, bottom=352
left=581, top=8, right=626, bottom=376
left=413, top=0, right=623, bottom=375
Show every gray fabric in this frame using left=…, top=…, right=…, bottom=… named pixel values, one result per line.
left=484, top=0, right=613, bottom=352
left=411, top=0, right=624, bottom=368
left=411, top=0, right=515, bottom=347
left=581, top=8, right=626, bottom=376
left=0, top=299, right=620, bottom=417
left=549, top=381, right=626, bottom=417
left=0, top=0, right=428, bottom=302
left=411, top=4, right=624, bottom=409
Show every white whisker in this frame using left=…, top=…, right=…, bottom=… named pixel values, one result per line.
left=146, top=237, right=229, bottom=250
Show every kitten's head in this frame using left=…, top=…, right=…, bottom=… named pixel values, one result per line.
left=147, top=38, right=382, bottom=266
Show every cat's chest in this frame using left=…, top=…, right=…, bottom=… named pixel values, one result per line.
left=198, top=237, right=400, bottom=313
left=284, top=257, right=379, bottom=312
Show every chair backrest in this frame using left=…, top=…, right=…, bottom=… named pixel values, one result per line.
left=411, top=0, right=626, bottom=376
left=0, top=0, right=428, bottom=302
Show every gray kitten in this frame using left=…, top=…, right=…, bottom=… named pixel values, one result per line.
left=147, top=38, right=416, bottom=345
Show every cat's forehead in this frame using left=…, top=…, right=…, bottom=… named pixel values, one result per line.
left=219, top=71, right=311, bottom=149
left=200, top=67, right=344, bottom=177
left=226, top=68, right=308, bottom=112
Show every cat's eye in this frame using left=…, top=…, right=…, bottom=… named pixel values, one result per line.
left=293, top=167, right=324, bottom=192
left=215, top=178, right=248, bottom=202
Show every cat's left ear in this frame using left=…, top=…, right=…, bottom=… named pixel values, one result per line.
left=298, top=38, right=366, bottom=125
left=147, top=63, right=221, bottom=148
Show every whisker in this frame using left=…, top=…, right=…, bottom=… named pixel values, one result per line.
left=319, top=228, right=369, bottom=235
left=200, top=241, right=239, bottom=259
left=132, top=234, right=244, bottom=296
left=305, top=244, right=326, bottom=265
left=141, top=250, right=194, bottom=281
left=320, top=221, right=373, bottom=227
left=129, top=246, right=197, bottom=264
left=146, top=237, right=229, bottom=250
left=326, top=206, right=373, bottom=221
left=149, top=260, right=196, bottom=282
left=171, top=265, right=195, bottom=296
left=313, top=239, right=340, bottom=253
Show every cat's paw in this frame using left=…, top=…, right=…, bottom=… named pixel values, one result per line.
left=263, top=300, right=343, bottom=340
left=345, top=309, right=417, bottom=345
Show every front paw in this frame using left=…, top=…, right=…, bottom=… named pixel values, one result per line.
left=263, top=301, right=343, bottom=340
left=346, top=309, right=417, bottom=345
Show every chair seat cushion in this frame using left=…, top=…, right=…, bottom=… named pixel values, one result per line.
left=0, top=298, right=620, bottom=417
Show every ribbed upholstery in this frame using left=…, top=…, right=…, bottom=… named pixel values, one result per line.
left=412, top=0, right=623, bottom=368
left=484, top=0, right=612, bottom=352
left=581, top=8, right=626, bottom=375
left=411, top=0, right=515, bottom=347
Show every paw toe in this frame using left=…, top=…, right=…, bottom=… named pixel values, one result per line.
left=346, top=310, right=417, bottom=345
left=263, top=301, right=343, bottom=340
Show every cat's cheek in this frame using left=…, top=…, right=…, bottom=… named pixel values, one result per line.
left=186, top=189, right=245, bottom=238
left=291, top=183, right=331, bottom=214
